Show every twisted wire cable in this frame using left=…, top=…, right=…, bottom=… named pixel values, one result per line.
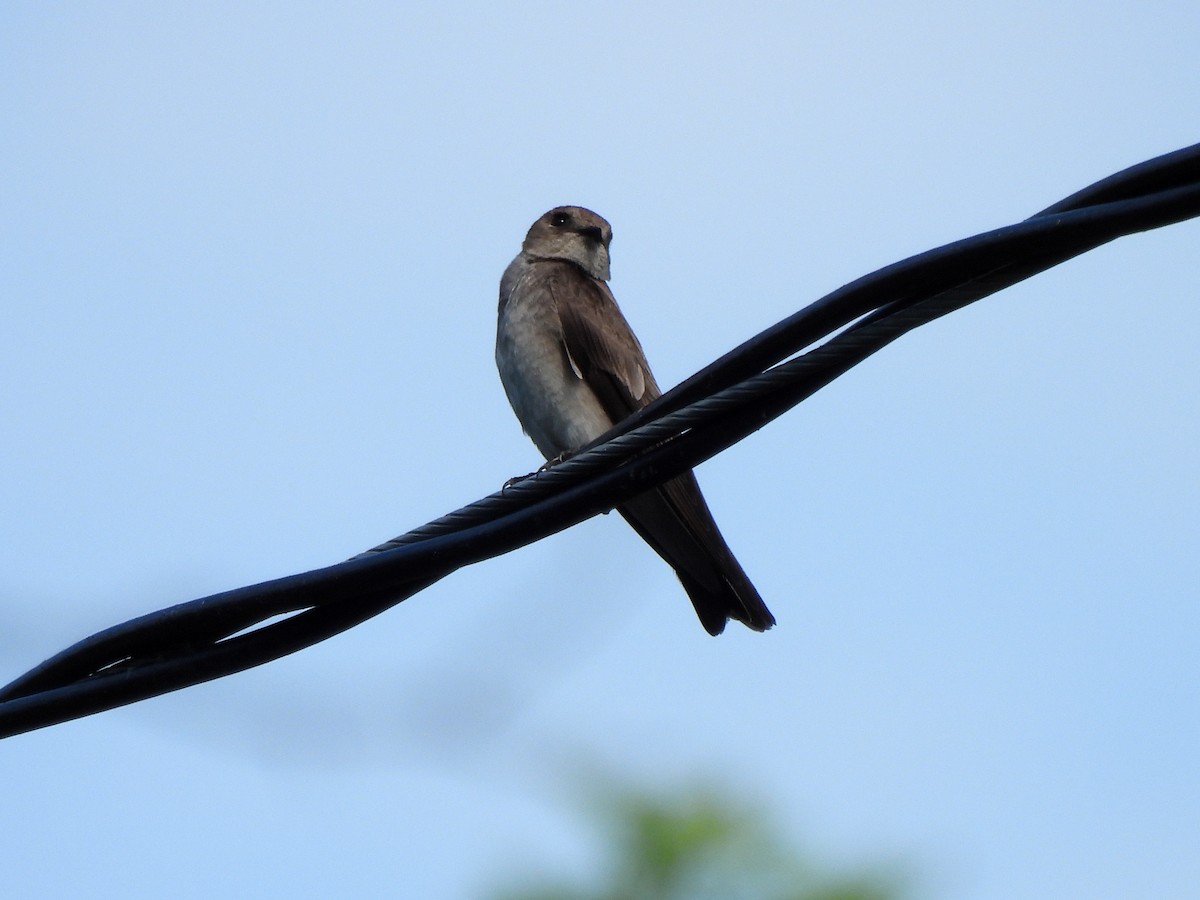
left=1, top=143, right=1197, bottom=739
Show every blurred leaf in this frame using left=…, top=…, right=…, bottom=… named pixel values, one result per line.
left=492, top=780, right=906, bottom=900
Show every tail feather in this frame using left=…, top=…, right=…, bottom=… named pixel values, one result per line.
left=617, top=472, right=775, bottom=636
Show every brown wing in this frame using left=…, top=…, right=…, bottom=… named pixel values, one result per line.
left=546, top=262, right=774, bottom=635
left=547, top=261, right=659, bottom=425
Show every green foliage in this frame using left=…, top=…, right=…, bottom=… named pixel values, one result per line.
left=493, top=783, right=904, bottom=900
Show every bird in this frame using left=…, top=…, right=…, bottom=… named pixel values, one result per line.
left=495, top=205, right=774, bottom=635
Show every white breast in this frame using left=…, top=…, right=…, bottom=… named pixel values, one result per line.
left=496, top=260, right=613, bottom=458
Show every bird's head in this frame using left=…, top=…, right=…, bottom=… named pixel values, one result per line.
left=522, top=206, right=613, bottom=281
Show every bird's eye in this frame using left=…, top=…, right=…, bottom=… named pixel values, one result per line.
left=550, top=212, right=570, bottom=227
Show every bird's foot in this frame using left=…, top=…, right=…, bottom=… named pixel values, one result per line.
left=539, top=449, right=575, bottom=471
left=501, top=471, right=537, bottom=491
left=501, top=450, right=576, bottom=491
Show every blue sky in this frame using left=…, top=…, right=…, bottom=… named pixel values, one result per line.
left=2, top=3, right=1197, bottom=898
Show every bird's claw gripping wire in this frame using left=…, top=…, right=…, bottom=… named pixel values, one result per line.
left=501, top=449, right=577, bottom=491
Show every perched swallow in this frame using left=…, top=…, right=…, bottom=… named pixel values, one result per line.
left=495, top=205, right=774, bottom=635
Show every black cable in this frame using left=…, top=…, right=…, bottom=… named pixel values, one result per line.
left=2, top=143, right=1198, bottom=739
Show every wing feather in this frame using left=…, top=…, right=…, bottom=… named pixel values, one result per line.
left=546, top=262, right=657, bottom=422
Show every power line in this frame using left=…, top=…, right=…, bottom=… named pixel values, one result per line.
left=2, top=142, right=1198, bottom=739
